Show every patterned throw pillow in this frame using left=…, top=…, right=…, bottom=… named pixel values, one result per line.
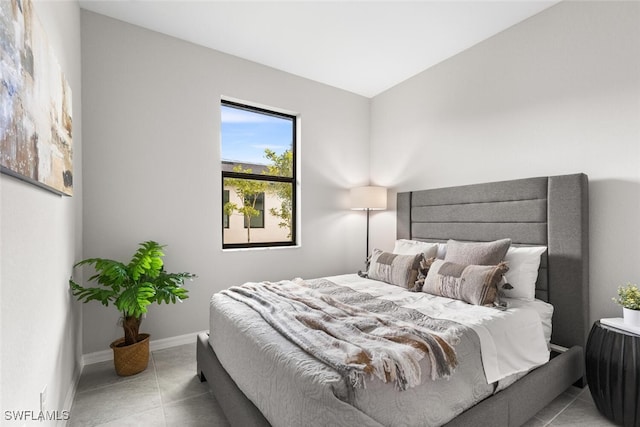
left=423, top=259, right=509, bottom=306
left=367, top=249, right=423, bottom=289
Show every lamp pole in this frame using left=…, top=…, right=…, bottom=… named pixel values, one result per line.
left=365, top=207, right=371, bottom=265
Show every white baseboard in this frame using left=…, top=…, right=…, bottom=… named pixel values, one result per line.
left=81, top=330, right=207, bottom=366
left=60, top=362, right=82, bottom=427
left=149, top=330, right=207, bottom=352
left=82, top=348, right=113, bottom=366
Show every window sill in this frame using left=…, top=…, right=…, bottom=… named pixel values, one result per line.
left=222, top=244, right=301, bottom=253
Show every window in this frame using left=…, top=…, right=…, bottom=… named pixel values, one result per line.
left=221, top=100, right=296, bottom=248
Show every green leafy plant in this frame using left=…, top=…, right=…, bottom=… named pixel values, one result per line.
left=69, top=241, right=196, bottom=346
left=612, top=283, right=640, bottom=310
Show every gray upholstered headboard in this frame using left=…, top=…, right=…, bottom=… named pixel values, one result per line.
left=397, top=173, right=589, bottom=349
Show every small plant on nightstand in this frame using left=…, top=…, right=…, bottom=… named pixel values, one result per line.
left=69, top=241, right=196, bottom=376
left=612, top=283, right=640, bottom=326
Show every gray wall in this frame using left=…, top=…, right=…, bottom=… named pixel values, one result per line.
left=80, top=11, right=371, bottom=354
left=370, top=1, right=640, bottom=326
left=0, top=0, right=83, bottom=417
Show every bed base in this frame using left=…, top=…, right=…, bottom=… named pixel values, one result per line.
left=197, top=332, right=584, bottom=427
left=197, top=332, right=270, bottom=426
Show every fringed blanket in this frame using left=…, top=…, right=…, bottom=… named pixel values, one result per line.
left=221, top=278, right=461, bottom=391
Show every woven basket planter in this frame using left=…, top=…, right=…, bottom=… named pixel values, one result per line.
left=110, top=333, right=150, bottom=376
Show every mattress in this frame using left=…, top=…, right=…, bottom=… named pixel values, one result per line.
left=209, top=274, right=550, bottom=427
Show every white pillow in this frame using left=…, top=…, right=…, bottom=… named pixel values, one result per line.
left=393, top=239, right=438, bottom=258
left=502, top=246, right=547, bottom=301
left=436, top=242, right=447, bottom=259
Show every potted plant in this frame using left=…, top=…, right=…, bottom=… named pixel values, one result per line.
left=612, top=283, right=640, bottom=327
left=69, top=241, right=196, bottom=376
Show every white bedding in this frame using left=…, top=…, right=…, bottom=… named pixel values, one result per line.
left=328, top=274, right=550, bottom=383
left=209, top=274, right=551, bottom=426
left=502, top=297, right=554, bottom=344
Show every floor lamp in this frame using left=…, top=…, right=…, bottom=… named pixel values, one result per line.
left=350, top=186, right=387, bottom=274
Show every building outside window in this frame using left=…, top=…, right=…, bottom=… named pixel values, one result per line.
left=223, top=190, right=230, bottom=228
left=221, top=100, right=297, bottom=248
left=243, top=192, right=264, bottom=229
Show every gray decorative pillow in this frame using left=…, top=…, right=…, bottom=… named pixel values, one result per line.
left=423, top=259, right=509, bottom=306
left=367, top=249, right=422, bottom=289
left=444, top=239, right=511, bottom=266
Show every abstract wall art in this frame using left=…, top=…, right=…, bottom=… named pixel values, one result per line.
left=0, top=0, right=73, bottom=196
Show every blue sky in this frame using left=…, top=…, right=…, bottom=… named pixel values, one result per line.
left=221, top=105, right=293, bottom=165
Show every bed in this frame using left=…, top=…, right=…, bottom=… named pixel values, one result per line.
left=197, top=173, right=589, bottom=427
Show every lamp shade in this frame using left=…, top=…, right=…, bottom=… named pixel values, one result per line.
left=350, top=186, right=387, bottom=210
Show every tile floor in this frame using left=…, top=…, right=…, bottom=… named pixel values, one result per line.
left=70, top=343, right=617, bottom=427
left=70, top=344, right=228, bottom=427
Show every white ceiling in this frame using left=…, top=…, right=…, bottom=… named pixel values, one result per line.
left=78, top=0, right=559, bottom=98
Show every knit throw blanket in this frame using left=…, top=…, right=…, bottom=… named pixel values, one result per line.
left=220, top=278, right=460, bottom=392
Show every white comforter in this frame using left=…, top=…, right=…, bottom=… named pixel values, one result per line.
left=331, top=274, right=550, bottom=384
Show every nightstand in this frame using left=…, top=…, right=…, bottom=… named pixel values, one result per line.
left=585, top=320, right=640, bottom=427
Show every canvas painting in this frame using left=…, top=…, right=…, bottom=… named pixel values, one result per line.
left=0, top=0, right=73, bottom=196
